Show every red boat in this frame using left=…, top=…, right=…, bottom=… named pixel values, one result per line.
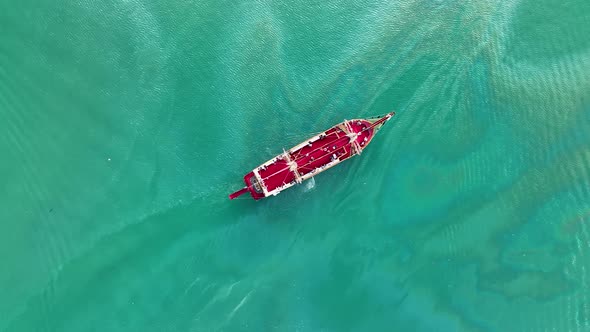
left=229, top=111, right=396, bottom=200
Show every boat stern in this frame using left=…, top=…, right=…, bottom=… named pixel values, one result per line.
left=243, top=171, right=266, bottom=200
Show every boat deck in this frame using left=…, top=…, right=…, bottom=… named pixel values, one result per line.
left=256, top=120, right=374, bottom=194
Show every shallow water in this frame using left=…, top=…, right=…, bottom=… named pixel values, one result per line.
left=1, top=0, right=590, bottom=331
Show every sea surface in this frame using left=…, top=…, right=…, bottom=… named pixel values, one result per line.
left=1, top=0, right=590, bottom=331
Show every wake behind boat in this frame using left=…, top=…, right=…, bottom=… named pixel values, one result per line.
left=229, top=111, right=395, bottom=200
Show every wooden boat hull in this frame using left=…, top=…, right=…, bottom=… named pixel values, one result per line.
left=229, top=112, right=395, bottom=200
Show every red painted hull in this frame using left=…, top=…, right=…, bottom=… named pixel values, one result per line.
left=229, top=112, right=395, bottom=200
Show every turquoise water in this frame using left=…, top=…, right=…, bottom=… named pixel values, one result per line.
left=2, top=0, right=590, bottom=331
